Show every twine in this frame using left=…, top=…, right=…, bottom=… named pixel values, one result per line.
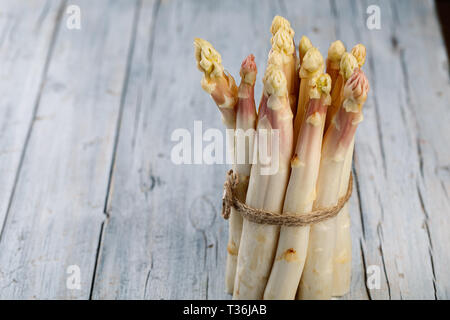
left=222, top=169, right=353, bottom=227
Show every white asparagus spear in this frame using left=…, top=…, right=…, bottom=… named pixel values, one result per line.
left=225, top=55, right=258, bottom=294
left=326, top=40, right=346, bottom=92
left=296, top=35, right=313, bottom=122
left=325, top=52, right=359, bottom=132
left=331, top=139, right=354, bottom=296
left=293, top=47, right=324, bottom=148
left=332, top=44, right=367, bottom=296
left=270, top=16, right=299, bottom=82
left=257, top=16, right=296, bottom=118
left=233, top=64, right=293, bottom=300
left=194, top=38, right=238, bottom=129
left=264, top=74, right=332, bottom=300
left=297, top=68, right=369, bottom=300
left=270, top=27, right=298, bottom=116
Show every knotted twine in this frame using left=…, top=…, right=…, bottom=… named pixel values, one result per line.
left=222, top=169, right=353, bottom=227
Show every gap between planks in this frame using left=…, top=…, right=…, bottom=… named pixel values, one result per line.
left=88, top=0, right=146, bottom=299
left=0, top=0, right=67, bottom=243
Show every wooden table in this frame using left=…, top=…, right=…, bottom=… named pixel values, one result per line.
left=0, top=0, right=448, bottom=300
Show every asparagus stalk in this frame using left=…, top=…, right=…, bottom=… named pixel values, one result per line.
left=233, top=64, right=293, bottom=300
left=295, top=35, right=313, bottom=124
left=332, top=44, right=367, bottom=296
left=331, top=139, right=354, bottom=296
left=293, top=47, right=324, bottom=147
left=264, top=74, right=332, bottom=300
left=194, top=38, right=238, bottom=129
left=225, top=55, right=258, bottom=294
left=258, top=16, right=296, bottom=117
left=326, top=40, right=346, bottom=92
left=324, top=52, right=358, bottom=132
left=297, top=69, right=369, bottom=300
left=270, top=18, right=298, bottom=117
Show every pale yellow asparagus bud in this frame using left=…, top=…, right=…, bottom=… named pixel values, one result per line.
left=327, top=40, right=346, bottom=70
left=263, top=65, right=287, bottom=98
left=194, top=38, right=224, bottom=80
left=270, top=15, right=294, bottom=38
left=239, top=55, right=257, bottom=86
left=340, top=52, right=359, bottom=82
left=271, top=29, right=295, bottom=57
left=351, top=44, right=366, bottom=68
left=194, top=38, right=238, bottom=129
left=300, top=47, right=324, bottom=79
left=267, top=49, right=284, bottom=66
left=299, top=36, right=313, bottom=65
left=310, top=73, right=332, bottom=104
left=342, top=68, right=369, bottom=113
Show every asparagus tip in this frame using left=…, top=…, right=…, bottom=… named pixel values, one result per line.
left=309, top=73, right=332, bottom=104
left=351, top=44, right=366, bottom=68
left=343, top=69, right=370, bottom=112
left=263, top=64, right=287, bottom=97
left=317, top=73, right=332, bottom=95
left=300, top=47, right=324, bottom=78
left=267, top=49, right=283, bottom=67
left=270, top=15, right=294, bottom=38
left=299, top=36, right=313, bottom=61
left=271, top=28, right=295, bottom=56
left=327, top=40, right=346, bottom=64
left=193, top=38, right=223, bottom=78
left=339, top=52, right=358, bottom=81
left=240, top=54, right=257, bottom=85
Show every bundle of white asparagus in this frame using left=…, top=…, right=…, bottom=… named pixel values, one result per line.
left=194, top=15, right=369, bottom=300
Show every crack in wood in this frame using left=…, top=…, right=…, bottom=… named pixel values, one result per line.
left=352, top=164, right=366, bottom=239
left=376, top=223, right=391, bottom=300
left=416, top=181, right=438, bottom=299
left=359, top=239, right=372, bottom=300
left=103, top=0, right=143, bottom=217
left=90, top=0, right=143, bottom=299
left=143, top=252, right=154, bottom=299
left=89, top=220, right=106, bottom=300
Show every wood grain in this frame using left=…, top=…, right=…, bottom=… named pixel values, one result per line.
left=0, top=0, right=137, bottom=299
left=0, top=0, right=63, bottom=242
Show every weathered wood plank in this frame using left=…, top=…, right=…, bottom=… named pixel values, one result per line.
left=394, top=0, right=450, bottom=299
left=0, top=0, right=137, bottom=299
left=347, top=0, right=442, bottom=299
left=0, top=1, right=62, bottom=240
